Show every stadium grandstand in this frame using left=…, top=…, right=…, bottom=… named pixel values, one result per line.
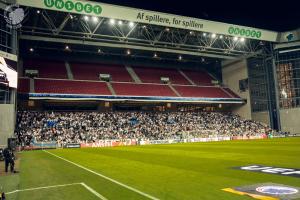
left=1, top=0, right=300, bottom=199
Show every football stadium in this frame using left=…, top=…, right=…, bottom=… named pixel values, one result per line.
left=0, top=0, right=300, bottom=199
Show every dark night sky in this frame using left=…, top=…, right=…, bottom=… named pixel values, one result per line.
left=95, top=0, right=300, bottom=32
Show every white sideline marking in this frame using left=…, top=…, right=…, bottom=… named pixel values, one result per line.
left=81, top=183, right=108, bottom=200
left=6, top=183, right=81, bottom=195
left=6, top=182, right=107, bottom=200
left=44, top=150, right=160, bottom=200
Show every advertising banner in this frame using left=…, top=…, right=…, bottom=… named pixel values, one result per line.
left=80, top=139, right=137, bottom=148
left=231, top=135, right=265, bottom=140
left=0, top=50, right=18, bottom=88
left=65, top=143, right=81, bottom=148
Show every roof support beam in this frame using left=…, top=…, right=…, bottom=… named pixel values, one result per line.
left=20, top=35, right=237, bottom=59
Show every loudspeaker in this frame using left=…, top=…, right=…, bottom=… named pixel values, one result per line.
left=8, top=138, right=17, bottom=150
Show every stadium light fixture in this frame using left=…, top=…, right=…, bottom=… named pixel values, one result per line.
left=29, top=48, right=34, bottom=52
left=240, top=37, right=245, bottom=42
left=84, top=16, right=89, bottom=21
left=178, top=55, right=182, bottom=60
left=118, top=20, right=123, bottom=25
left=109, top=19, right=115, bottom=25
left=211, top=33, right=216, bottom=38
left=203, top=33, right=207, bottom=36
left=129, top=22, right=134, bottom=27
left=190, top=31, right=194, bottom=35
left=36, top=10, right=40, bottom=14
left=165, top=28, right=170, bottom=32
left=219, top=35, right=223, bottom=39
left=126, top=49, right=131, bottom=55
left=70, top=15, right=73, bottom=19
left=153, top=53, right=158, bottom=58
left=142, top=25, right=147, bottom=29
left=65, top=45, right=70, bottom=50
left=233, top=36, right=238, bottom=41
left=92, top=16, right=98, bottom=23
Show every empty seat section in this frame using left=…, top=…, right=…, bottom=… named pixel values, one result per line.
left=133, top=66, right=190, bottom=85
left=23, top=59, right=67, bottom=79
left=35, top=79, right=111, bottom=95
left=174, top=86, right=231, bottom=98
left=223, top=88, right=241, bottom=98
left=182, top=69, right=214, bottom=85
left=112, top=83, right=176, bottom=97
left=71, top=62, right=132, bottom=82
left=18, top=78, right=30, bottom=93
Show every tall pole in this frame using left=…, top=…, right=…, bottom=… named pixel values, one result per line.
left=271, top=48, right=281, bottom=131
left=11, top=27, right=18, bottom=132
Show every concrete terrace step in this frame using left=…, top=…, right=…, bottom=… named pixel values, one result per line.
left=178, top=69, right=196, bottom=85
left=65, top=61, right=74, bottom=80
left=126, top=65, right=142, bottom=83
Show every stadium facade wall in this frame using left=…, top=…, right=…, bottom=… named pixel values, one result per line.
left=280, top=108, right=300, bottom=134
left=0, top=104, right=15, bottom=147
left=222, top=59, right=252, bottom=120
left=252, top=111, right=270, bottom=126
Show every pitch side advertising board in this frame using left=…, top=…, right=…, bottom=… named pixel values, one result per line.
left=80, top=139, right=137, bottom=148
left=0, top=50, right=18, bottom=89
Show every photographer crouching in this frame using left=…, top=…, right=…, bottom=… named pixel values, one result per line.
left=3, top=147, right=15, bottom=173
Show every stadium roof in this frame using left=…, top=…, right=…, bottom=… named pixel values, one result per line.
left=15, top=0, right=289, bottom=61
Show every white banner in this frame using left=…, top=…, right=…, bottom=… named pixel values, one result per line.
left=16, top=0, right=279, bottom=42
left=0, top=50, right=18, bottom=88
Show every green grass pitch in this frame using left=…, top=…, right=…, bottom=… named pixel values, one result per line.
left=1, top=138, right=300, bottom=200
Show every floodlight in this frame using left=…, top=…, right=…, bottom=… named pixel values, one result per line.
left=84, top=16, right=89, bottom=21
left=92, top=16, right=98, bottom=23
left=110, top=19, right=115, bottom=25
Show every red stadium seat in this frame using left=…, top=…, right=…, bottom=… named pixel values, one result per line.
left=112, top=82, right=177, bottom=97
left=223, top=88, right=241, bottom=98
left=133, top=66, right=190, bottom=85
left=71, top=62, right=132, bottom=82
left=174, top=85, right=231, bottom=98
left=23, top=59, right=67, bottom=79
left=35, top=79, right=111, bottom=95
left=181, top=69, right=214, bottom=86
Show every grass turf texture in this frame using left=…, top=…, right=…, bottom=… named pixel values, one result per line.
left=1, top=137, right=299, bottom=200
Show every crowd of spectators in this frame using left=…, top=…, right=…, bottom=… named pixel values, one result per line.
left=15, top=111, right=273, bottom=145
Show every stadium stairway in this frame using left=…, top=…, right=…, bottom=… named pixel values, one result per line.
left=178, top=69, right=196, bottom=85
left=106, top=82, right=116, bottom=95
left=65, top=61, right=74, bottom=80
left=168, top=84, right=181, bottom=97
left=125, top=65, right=142, bottom=83
left=29, top=78, right=35, bottom=93
left=206, top=70, right=219, bottom=81
left=220, top=87, right=235, bottom=98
